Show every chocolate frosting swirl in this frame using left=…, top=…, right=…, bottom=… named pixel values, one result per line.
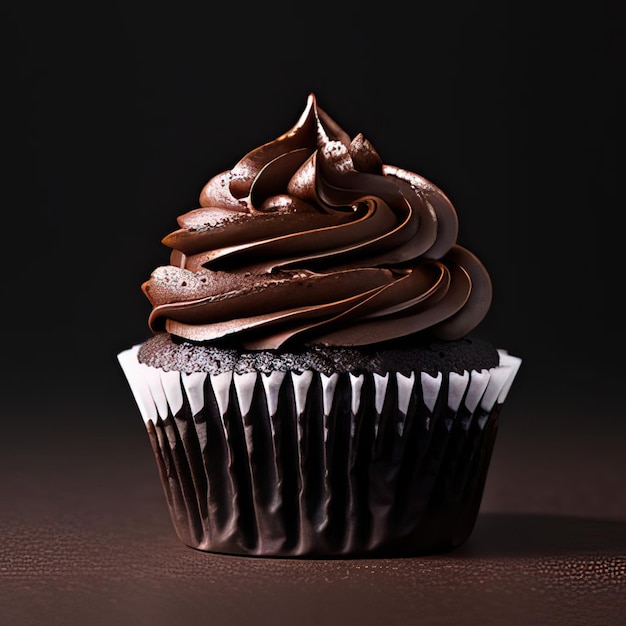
left=142, top=94, right=492, bottom=349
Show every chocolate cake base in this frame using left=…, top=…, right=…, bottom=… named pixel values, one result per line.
left=118, top=338, right=520, bottom=557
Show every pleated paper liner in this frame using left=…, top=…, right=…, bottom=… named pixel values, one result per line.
left=118, top=347, right=521, bottom=557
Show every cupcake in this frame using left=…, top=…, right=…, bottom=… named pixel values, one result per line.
left=118, top=94, right=521, bottom=557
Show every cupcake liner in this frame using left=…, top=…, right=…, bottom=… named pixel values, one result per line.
left=118, top=347, right=521, bottom=557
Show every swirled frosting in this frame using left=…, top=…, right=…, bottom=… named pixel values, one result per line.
left=142, top=94, right=492, bottom=350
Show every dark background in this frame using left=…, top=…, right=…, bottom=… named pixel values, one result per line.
left=2, top=2, right=626, bottom=624
left=3, top=0, right=625, bottom=518
left=4, top=0, right=625, bottom=411
left=4, top=0, right=626, bottom=505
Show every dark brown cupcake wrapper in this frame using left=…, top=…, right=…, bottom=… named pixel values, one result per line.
left=118, top=347, right=521, bottom=557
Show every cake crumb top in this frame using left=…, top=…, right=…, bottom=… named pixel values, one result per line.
left=137, top=333, right=499, bottom=377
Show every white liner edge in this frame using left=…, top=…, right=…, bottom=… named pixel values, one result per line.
left=118, top=347, right=521, bottom=427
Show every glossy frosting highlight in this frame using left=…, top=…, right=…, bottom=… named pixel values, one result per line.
left=142, top=94, right=492, bottom=349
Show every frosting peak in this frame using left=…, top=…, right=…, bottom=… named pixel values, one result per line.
left=142, top=94, right=492, bottom=349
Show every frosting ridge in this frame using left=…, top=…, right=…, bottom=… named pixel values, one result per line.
left=142, top=94, right=492, bottom=349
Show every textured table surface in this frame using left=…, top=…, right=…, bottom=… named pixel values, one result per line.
left=2, top=393, right=625, bottom=626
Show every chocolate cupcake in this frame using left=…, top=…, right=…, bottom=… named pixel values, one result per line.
left=118, top=94, right=521, bottom=557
